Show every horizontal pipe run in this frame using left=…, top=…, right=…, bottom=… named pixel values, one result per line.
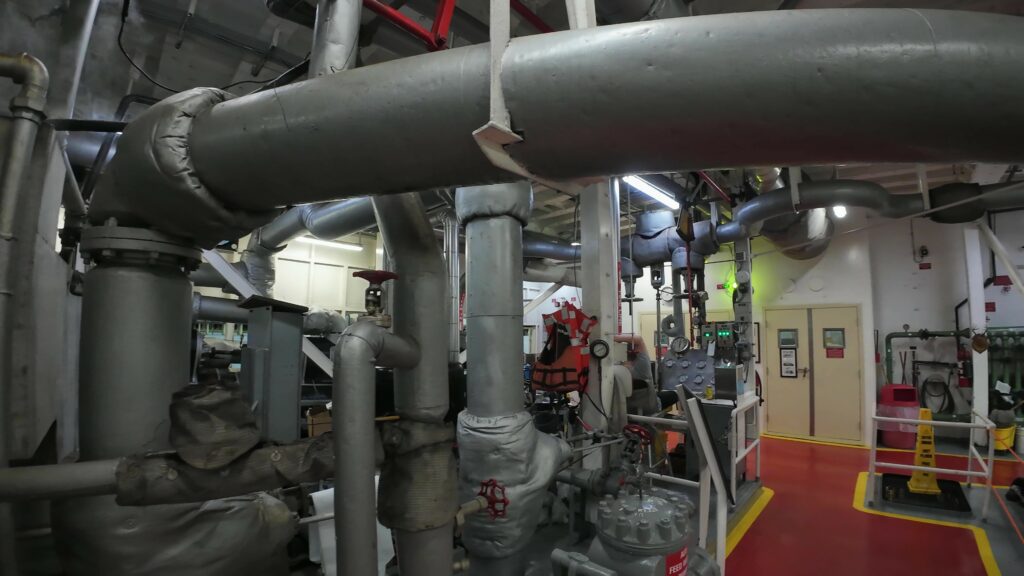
left=169, top=10, right=1024, bottom=213
left=627, top=414, right=689, bottom=431
left=0, top=460, right=118, bottom=502
left=645, top=472, right=699, bottom=489
left=192, top=293, right=249, bottom=323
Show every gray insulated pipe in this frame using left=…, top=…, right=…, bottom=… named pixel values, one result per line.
left=455, top=183, right=569, bottom=576
left=88, top=10, right=1024, bottom=247
left=370, top=193, right=458, bottom=576
left=701, top=179, right=1024, bottom=256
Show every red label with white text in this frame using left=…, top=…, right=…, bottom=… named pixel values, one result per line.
left=665, top=547, right=687, bottom=576
left=826, top=348, right=844, bottom=359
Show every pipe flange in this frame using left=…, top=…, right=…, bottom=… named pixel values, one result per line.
left=455, top=182, right=533, bottom=226
left=81, top=225, right=201, bottom=269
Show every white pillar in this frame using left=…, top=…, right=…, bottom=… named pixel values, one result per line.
left=580, top=180, right=620, bottom=445
left=962, top=226, right=989, bottom=445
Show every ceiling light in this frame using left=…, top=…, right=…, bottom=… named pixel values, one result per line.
left=831, top=205, right=848, bottom=219
left=571, top=242, right=581, bottom=246
left=622, top=175, right=680, bottom=210
left=296, top=236, right=364, bottom=251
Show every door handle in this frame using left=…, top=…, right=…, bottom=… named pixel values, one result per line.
left=799, top=367, right=809, bottom=377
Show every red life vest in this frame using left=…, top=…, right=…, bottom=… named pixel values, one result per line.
left=531, top=303, right=596, bottom=394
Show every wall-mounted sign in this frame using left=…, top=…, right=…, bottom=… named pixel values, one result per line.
left=778, top=328, right=798, bottom=349
left=823, top=328, right=845, bottom=349
left=826, top=348, right=844, bottom=359
left=780, top=348, right=797, bottom=378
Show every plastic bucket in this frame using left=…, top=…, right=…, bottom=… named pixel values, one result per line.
left=994, top=426, right=1015, bottom=451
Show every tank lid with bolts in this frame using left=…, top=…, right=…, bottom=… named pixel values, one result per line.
left=596, top=489, right=693, bottom=556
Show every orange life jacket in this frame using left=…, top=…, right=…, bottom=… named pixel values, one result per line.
left=530, top=303, right=596, bottom=394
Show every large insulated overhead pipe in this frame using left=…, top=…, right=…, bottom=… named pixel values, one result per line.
left=371, top=193, right=457, bottom=576
left=89, top=9, right=1024, bottom=246
left=456, top=183, right=569, bottom=576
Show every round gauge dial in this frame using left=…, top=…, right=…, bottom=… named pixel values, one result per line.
left=590, top=338, right=610, bottom=359
left=670, top=337, right=690, bottom=354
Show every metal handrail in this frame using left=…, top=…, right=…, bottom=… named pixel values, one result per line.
left=730, top=393, right=762, bottom=501
left=866, top=413, right=994, bottom=520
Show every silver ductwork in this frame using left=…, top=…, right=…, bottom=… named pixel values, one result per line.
left=89, top=10, right=1024, bottom=246
left=455, top=183, right=570, bottom=575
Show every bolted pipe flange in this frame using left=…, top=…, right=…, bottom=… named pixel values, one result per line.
left=80, top=225, right=201, bottom=270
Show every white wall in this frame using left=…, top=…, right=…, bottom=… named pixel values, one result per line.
left=273, top=234, right=379, bottom=316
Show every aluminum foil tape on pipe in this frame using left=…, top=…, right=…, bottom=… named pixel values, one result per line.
left=87, top=89, right=278, bottom=247
left=457, top=412, right=570, bottom=563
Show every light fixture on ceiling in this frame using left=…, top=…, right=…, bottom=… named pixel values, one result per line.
left=831, top=205, right=848, bottom=219
left=622, top=175, right=680, bottom=210
left=571, top=241, right=581, bottom=246
left=296, top=236, right=364, bottom=251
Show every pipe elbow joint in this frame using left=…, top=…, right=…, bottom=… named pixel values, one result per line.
left=1, top=53, right=49, bottom=115
left=87, top=88, right=280, bottom=248
left=339, top=320, right=420, bottom=369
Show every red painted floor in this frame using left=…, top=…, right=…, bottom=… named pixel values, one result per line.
left=727, top=436, right=1024, bottom=576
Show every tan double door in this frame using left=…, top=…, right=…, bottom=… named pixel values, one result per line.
left=764, top=306, right=862, bottom=443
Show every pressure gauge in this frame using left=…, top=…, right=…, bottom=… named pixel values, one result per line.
left=670, top=337, right=690, bottom=355
left=590, top=339, right=610, bottom=360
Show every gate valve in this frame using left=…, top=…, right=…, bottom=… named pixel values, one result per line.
left=353, top=270, right=398, bottom=317
left=477, top=479, right=510, bottom=520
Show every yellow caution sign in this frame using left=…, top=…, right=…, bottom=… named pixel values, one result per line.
left=907, top=408, right=941, bottom=495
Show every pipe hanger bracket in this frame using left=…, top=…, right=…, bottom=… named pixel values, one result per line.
left=473, top=0, right=583, bottom=194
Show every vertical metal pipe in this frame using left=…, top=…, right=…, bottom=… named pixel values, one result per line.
left=51, top=229, right=200, bottom=574
left=310, top=0, right=361, bottom=76
left=372, top=193, right=455, bottom=576
left=464, top=215, right=525, bottom=417
left=444, top=211, right=461, bottom=364
left=0, top=52, right=48, bottom=576
left=77, top=265, right=192, bottom=457
left=333, top=329, right=383, bottom=576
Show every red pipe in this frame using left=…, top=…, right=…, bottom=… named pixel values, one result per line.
left=511, top=0, right=555, bottom=33
left=697, top=171, right=733, bottom=206
left=363, top=0, right=444, bottom=51
left=431, top=0, right=458, bottom=47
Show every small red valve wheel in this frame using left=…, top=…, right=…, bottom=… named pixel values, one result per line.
left=623, top=424, right=653, bottom=445
left=352, top=270, right=399, bottom=284
left=477, top=479, right=510, bottom=519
